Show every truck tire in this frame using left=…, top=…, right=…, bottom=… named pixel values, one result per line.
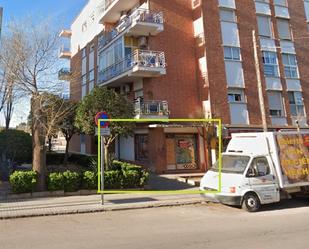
left=242, top=193, right=261, bottom=212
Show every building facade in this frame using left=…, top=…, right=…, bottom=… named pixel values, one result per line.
left=60, top=0, right=309, bottom=173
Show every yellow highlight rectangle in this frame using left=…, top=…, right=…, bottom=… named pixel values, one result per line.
left=97, top=119, right=222, bottom=194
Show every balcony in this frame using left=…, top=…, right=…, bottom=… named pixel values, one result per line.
left=135, top=99, right=169, bottom=119
left=99, top=9, right=164, bottom=50
left=59, top=29, right=72, bottom=38
left=98, top=50, right=166, bottom=86
left=100, top=0, right=140, bottom=23
left=59, top=45, right=71, bottom=59
left=58, top=68, right=71, bottom=81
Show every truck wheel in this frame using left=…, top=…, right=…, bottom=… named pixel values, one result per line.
left=242, top=193, right=261, bottom=212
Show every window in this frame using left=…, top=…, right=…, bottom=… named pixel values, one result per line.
left=82, top=74, right=87, bottom=98
left=247, top=157, right=270, bottom=177
left=282, top=53, right=298, bottom=78
left=262, top=51, right=279, bottom=77
left=228, top=89, right=245, bottom=103
left=274, top=0, right=287, bottom=7
left=288, top=92, right=305, bottom=117
left=268, top=91, right=284, bottom=117
left=257, top=15, right=272, bottom=37
left=224, top=46, right=241, bottom=60
left=277, top=19, right=292, bottom=40
left=89, top=70, right=94, bottom=82
left=220, top=9, right=236, bottom=22
left=82, top=48, right=86, bottom=58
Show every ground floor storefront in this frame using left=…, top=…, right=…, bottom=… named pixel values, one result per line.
left=115, top=126, right=212, bottom=174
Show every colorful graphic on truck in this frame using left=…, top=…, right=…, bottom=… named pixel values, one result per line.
left=277, top=134, right=309, bottom=183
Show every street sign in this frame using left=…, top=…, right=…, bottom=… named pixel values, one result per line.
left=95, top=111, right=109, bottom=128
left=95, top=127, right=111, bottom=136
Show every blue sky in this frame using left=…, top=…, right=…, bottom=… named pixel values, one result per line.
left=1, top=0, right=87, bottom=29
left=0, top=0, right=88, bottom=127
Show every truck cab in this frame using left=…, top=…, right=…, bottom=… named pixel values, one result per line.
left=200, top=152, right=280, bottom=212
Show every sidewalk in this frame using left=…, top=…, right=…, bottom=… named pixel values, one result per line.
left=0, top=193, right=206, bottom=220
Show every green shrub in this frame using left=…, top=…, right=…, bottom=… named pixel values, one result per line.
left=82, top=171, right=97, bottom=190
left=104, top=171, right=122, bottom=189
left=140, top=171, right=150, bottom=187
left=63, top=171, right=81, bottom=192
left=46, top=153, right=96, bottom=168
left=47, top=172, right=64, bottom=191
left=110, top=160, right=123, bottom=171
left=122, top=170, right=140, bottom=188
left=9, top=171, right=37, bottom=193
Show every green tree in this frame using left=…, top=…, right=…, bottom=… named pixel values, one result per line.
left=0, top=129, right=32, bottom=164
left=59, top=100, right=79, bottom=166
left=75, top=87, right=135, bottom=169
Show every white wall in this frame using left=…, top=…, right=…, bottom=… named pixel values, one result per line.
left=119, top=136, right=135, bottom=161
left=71, top=0, right=104, bottom=56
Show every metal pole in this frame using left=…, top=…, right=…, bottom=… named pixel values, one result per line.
left=101, top=136, right=104, bottom=205
left=253, top=30, right=268, bottom=132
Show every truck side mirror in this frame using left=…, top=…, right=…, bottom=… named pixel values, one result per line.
left=246, top=168, right=256, bottom=178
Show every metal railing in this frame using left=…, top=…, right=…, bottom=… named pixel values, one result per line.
left=99, top=8, right=164, bottom=49
left=135, top=99, right=169, bottom=116
left=98, top=49, right=166, bottom=83
left=58, top=68, right=71, bottom=79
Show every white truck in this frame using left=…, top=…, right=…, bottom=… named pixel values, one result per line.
left=200, top=132, right=309, bottom=212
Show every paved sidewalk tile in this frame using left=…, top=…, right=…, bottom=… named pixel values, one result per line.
left=0, top=194, right=206, bottom=219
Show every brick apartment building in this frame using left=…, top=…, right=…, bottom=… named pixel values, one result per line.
left=59, top=0, right=309, bottom=173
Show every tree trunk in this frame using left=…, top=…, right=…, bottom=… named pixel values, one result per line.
left=31, top=95, right=47, bottom=191
left=48, top=137, right=52, bottom=152
left=104, top=145, right=109, bottom=171
left=63, top=136, right=70, bottom=166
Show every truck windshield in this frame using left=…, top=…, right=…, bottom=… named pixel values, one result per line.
left=211, top=155, right=250, bottom=174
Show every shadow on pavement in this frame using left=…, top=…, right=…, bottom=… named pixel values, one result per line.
left=148, top=174, right=196, bottom=190
left=109, top=197, right=157, bottom=204
left=258, top=198, right=309, bottom=212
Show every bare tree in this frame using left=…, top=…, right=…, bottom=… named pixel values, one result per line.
left=0, top=20, right=62, bottom=190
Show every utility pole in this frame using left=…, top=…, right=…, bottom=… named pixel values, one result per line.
left=252, top=30, right=268, bottom=132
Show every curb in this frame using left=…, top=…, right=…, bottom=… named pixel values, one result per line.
left=0, top=199, right=207, bottom=220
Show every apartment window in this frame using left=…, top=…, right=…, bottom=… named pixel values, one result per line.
left=255, top=0, right=270, bottom=3
left=277, top=19, right=292, bottom=40
left=228, top=89, right=245, bottom=103
left=224, top=46, right=241, bottom=61
left=220, top=9, right=236, bottom=22
left=82, top=74, right=87, bottom=98
left=82, top=48, right=86, bottom=58
left=282, top=53, right=298, bottom=78
left=89, top=70, right=95, bottom=82
left=288, top=92, right=305, bottom=116
left=268, top=91, right=284, bottom=117
left=257, top=15, right=272, bottom=37
left=274, top=0, right=287, bottom=6
left=262, top=51, right=279, bottom=77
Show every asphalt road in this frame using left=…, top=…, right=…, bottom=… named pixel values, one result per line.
left=1, top=198, right=309, bottom=249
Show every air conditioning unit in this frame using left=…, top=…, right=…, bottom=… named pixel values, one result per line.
left=192, top=0, right=201, bottom=9
left=138, top=36, right=148, bottom=48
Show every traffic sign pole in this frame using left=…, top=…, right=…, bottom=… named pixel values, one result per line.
left=101, top=136, right=104, bottom=205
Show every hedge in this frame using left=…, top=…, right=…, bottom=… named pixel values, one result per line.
left=46, top=153, right=96, bottom=167
left=10, top=171, right=37, bottom=193
left=9, top=161, right=149, bottom=193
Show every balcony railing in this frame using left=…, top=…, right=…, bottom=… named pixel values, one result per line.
left=98, top=8, right=164, bottom=49
left=98, top=49, right=166, bottom=84
left=135, top=99, right=169, bottom=117
left=58, top=68, right=71, bottom=81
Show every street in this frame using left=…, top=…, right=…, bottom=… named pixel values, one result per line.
left=1, top=199, right=309, bottom=249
